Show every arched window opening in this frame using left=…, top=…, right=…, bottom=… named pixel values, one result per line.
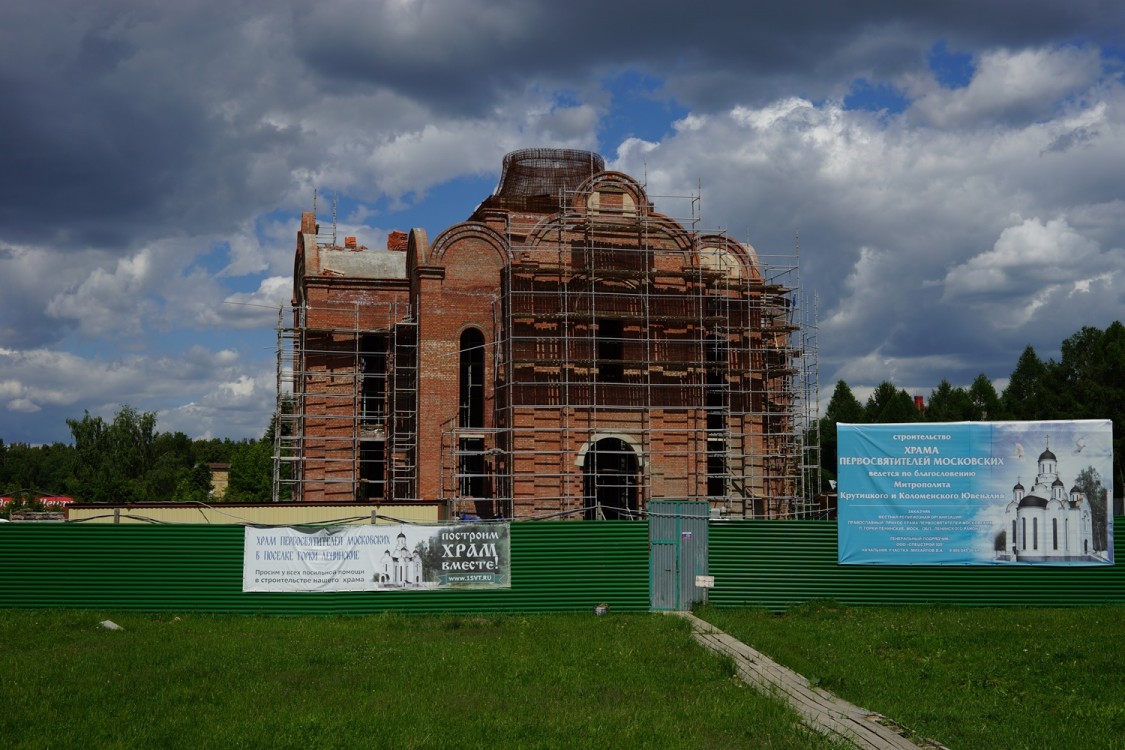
left=1052, top=518, right=1058, bottom=551
left=459, top=329, right=485, bottom=428
left=1032, top=517, right=1038, bottom=550
left=458, top=329, right=488, bottom=500
left=583, top=437, right=640, bottom=520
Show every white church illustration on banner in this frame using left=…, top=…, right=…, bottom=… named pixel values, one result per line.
left=379, top=532, right=423, bottom=587
left=1002, top=441, right=1096, bottom=562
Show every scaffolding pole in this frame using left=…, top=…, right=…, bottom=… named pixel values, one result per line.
left=278, top=183, right=819, bottom=518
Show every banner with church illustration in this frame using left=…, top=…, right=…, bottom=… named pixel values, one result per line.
left=243, top=523, right=510, bottom=592
left=837, top=420, right=1114, bottom=566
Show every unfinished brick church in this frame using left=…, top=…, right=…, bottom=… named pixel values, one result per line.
left=276, top=148, right=812, bottom=520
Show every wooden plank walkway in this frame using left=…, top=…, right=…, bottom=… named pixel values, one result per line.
left=676, top=613, right=948, bottom=750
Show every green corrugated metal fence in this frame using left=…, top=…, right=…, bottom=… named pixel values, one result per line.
left=0, top=521, right=650, bottom=614
left=3, top=519, right=1123, bottom=613
left=709, top=520, right=1125, bottom=610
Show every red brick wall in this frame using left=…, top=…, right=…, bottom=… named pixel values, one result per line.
left=293, top=169, right=795, bottom=518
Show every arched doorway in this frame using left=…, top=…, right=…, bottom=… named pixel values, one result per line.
left=582, top=437, right=640, bottom=520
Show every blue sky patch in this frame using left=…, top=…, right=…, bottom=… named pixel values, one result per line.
left=599, top=71, right=689, bottom=149
left=928, top=41, right=975, bottom=89
left=844, top=78, right=909, bottom=113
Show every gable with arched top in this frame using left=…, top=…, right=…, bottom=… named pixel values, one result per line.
left=522, top=202, right=695, bottom=263
left=427, top=222, right=510, bottom=283
left=570, top=170, right=651, bottom=219
left=458, top=326, right=486, bottom=430
left=698, top=234, right=760, bottom=284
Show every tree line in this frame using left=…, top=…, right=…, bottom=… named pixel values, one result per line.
left=1, top=405, right=273, bottom=511
left=815, top=321, right=1125, bottom=502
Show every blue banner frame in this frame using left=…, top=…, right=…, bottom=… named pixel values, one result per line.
left=838, top=420, right=1114, bottom=565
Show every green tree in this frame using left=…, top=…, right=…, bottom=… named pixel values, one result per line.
left=1001, top=346, right=1052, bottom=420
left=925, top=379, right=976, bottom=421
left=1054, top=323, right=1125, bottom=492
left=968, top=374, right=1001, bottom=421
left=824, top=380, right=865, bottom=425
left=66, top=405, right=165, bottom=502
left=142, top=431, right=197, bottom=500
left=1, top=441, right=76, bottom=498
left=109, top=405, right=158, bottom=487
left=225, top=439, right=273, bottom=502
left=172, top=463, right=212, bottom=503
left=817, top=380, right=865, bottom=488
left=865, top=381, right=920, bottom=423
left=1056, top=325, right=1112, bottom=415
left=192, top=437, right=241, bottom=465
left=66, top=411, right=115, bottom=502
left=4, top=406, right=285, bottom=507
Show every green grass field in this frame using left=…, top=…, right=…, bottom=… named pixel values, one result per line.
left=700, top=603, right=1125, bottom=749
left=0, top=610, right=842, bottom=750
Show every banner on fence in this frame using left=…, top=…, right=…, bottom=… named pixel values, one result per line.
left=243, top=523, right=510, bottom=592
left=837, top=420, right=1114, bottom=566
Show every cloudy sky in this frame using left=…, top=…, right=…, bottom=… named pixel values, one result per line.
left=2, top=0, right=1123, bottom=445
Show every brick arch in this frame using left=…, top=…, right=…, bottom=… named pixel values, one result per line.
left=405, top=227, right=429, bottom=278
left=522, top=205, right=695, bottom=258
left=698, top=233, right=761, bottom=284
left=576, top=434, right=645, bottom=521
left=574, top=432, right=646, bottom=470
left=570, top=171, right=650, bottom=218
left=428, top=222, right=510, bottom=268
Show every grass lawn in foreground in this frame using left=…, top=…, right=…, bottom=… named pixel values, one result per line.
left=0, top=610, right=845, bottom=750
left=700, top=603, right=1125, bottom=750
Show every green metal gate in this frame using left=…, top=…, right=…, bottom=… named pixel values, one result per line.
left=649, top=501, right=709, bottom=610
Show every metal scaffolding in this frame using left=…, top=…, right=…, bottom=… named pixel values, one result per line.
left=273, top=300, right=412, bottom=504
left=443, top=188, right=819, bottom=520
left=275, top=166, right=819, bottom=518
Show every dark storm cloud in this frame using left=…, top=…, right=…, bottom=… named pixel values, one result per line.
left=0, top=2, right=308, bottom=251
left=2, top=0, right=1119, bottom=252
left=0, top=284, right=74, bottom=349
left=293, top=0, right=1124, bottom=112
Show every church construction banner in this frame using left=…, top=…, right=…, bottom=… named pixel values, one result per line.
left=243, top=523, right=510, bottom=592
left=837, top=420, right=1114, bottom=566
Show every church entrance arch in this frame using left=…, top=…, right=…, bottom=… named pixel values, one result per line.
left=578, top=436, right=641, bottom=520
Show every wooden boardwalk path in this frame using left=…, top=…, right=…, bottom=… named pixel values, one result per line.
left=677, top=613, right=948, bottom=750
